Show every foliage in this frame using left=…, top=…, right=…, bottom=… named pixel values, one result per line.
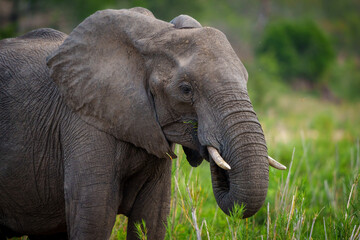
left=108, top=86, right=360, bottom=240
left=327, top=58, right=360, bottom=102
left=110, top=215, right=127, bottom=240
left=134, top=220, right=148, bottom=240
left=30, top=0, right=119, bottom=22
left=256, top=20, right=335, bottom=83
left=246, top=54, right=285, bottom=109
left=321, top=0, right=360, bottom=54
left=0, top=23, right=17, bottom=39
left=4, top=0, right=360, bottom=239
left=109, top=85, right=360, bottom=239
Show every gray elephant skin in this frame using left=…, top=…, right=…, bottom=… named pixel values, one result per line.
left=0, top=7, right=269, bottom=240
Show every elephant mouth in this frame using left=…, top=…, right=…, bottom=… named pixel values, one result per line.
left=162, top=118, right=208, bottom=166
left=198, top=145, right=209, bottom=160
left=163, top=119, right=285, bottom=170
left=162, top=118, right=201, bottom=150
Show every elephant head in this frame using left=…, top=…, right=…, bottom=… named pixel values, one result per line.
left=47, top=8, right=285, bottom=218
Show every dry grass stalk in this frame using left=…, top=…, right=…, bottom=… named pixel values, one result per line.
left=297, top=130, right=311, bottom=183
left=295, top=209, right=305, bottom=240
left=309, top=207, right=325, bottom=240
left=345, top=173, right=359, bottom=220
left=200, top=219, right=210, bottom=240
left=350, top=225, right=357, bottom=240
left=226, top=217, right=233, bottom=239
left=324, top=180, right=336, bottom=209
left=267, top=202, right=270, bottom=240
left=323, top=217, right=328, bottom=240
left=187, top=168, right=194, bottom=186
left=171, top=145, right=181, bottom=231
left=352, top=225, right=360, bottom=239
left=285, top=193, right=296, bottom=235
left=186, top=186, right=201, bottom=240
left=356, top=138, right=360, bottom=170
left=211, top=206, right=218, bottom=228
left=280, top=147, right=295, bottom=211
left=273, top=147, right=295, bottom=240
left=174, top=177, right=194, bottom=229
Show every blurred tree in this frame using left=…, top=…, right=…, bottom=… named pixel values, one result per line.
left=43, top=0, right=119, bottom=23
left=0, top=0, right=206, bottom=35
left=256, top=0, right=270, bottom=30
left=328, top=58, right=360, bottom=101
left=321, top=0, right=360, bottom=55
left=0, top=0, right=19, bottom=38
left=256, top=20, right=335, bottom=84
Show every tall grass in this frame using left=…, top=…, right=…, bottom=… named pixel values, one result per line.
left=111, top=89, right=360, bottom=239
left=113, top=140, right=359, bottom=239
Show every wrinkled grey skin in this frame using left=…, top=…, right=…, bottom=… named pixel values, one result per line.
left=0, top=7, right=269, bottom=240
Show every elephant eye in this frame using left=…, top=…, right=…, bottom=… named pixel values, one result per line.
left=180, top=83, right=192, bottom=95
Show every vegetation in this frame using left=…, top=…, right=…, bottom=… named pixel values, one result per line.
left=109, top=78, right=360, bottom=239
left=327, top=58, right=360, bottom=102
left=2, top=0, right=359, bottom=100
left=2, top=0, right=359, bottom=239
left=256, top=20, right=334, bottom=83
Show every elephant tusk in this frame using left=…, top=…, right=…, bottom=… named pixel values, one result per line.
left=207, top=146, right=231, bottom=170
left=268, top=156, right=287, bottom=170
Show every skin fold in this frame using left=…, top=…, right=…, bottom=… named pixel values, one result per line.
left=0, top=7, right=269, bottom=240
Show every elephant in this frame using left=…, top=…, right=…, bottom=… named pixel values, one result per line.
left=0, top=7, right=285, bottom=240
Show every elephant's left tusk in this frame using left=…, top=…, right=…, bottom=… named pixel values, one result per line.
left=268, top=156, right=287, bottom=170
left=207, top=146, right=231, bottom=170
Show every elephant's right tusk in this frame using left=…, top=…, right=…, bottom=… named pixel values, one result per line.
left=268, top=156, right=287, bottom=170
left=207, top=146, right=231, bottom=170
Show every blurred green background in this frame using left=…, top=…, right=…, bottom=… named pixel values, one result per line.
left=2, top=0, right=359, bottom=239
left=1, top=0, right=359, bottom=102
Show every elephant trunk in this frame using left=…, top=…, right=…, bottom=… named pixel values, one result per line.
left=209, top=93, right=269, bottom=218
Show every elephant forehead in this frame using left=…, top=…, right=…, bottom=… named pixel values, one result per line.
left=188, top=28, right=247, bottom=81
left=150, top=27, right=248, bottom=83
left=193, top=27, right=230, bottom=47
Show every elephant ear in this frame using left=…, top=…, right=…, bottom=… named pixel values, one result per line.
left=47, top=8, right=175, bottom=160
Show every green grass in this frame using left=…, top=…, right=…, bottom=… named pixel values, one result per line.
left=111, top=87, right=360, bottom=239
left=10, top=83, right=359, bottom=240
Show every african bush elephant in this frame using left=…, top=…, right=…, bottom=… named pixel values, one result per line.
left=0, top=7, right=285, bottom=240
